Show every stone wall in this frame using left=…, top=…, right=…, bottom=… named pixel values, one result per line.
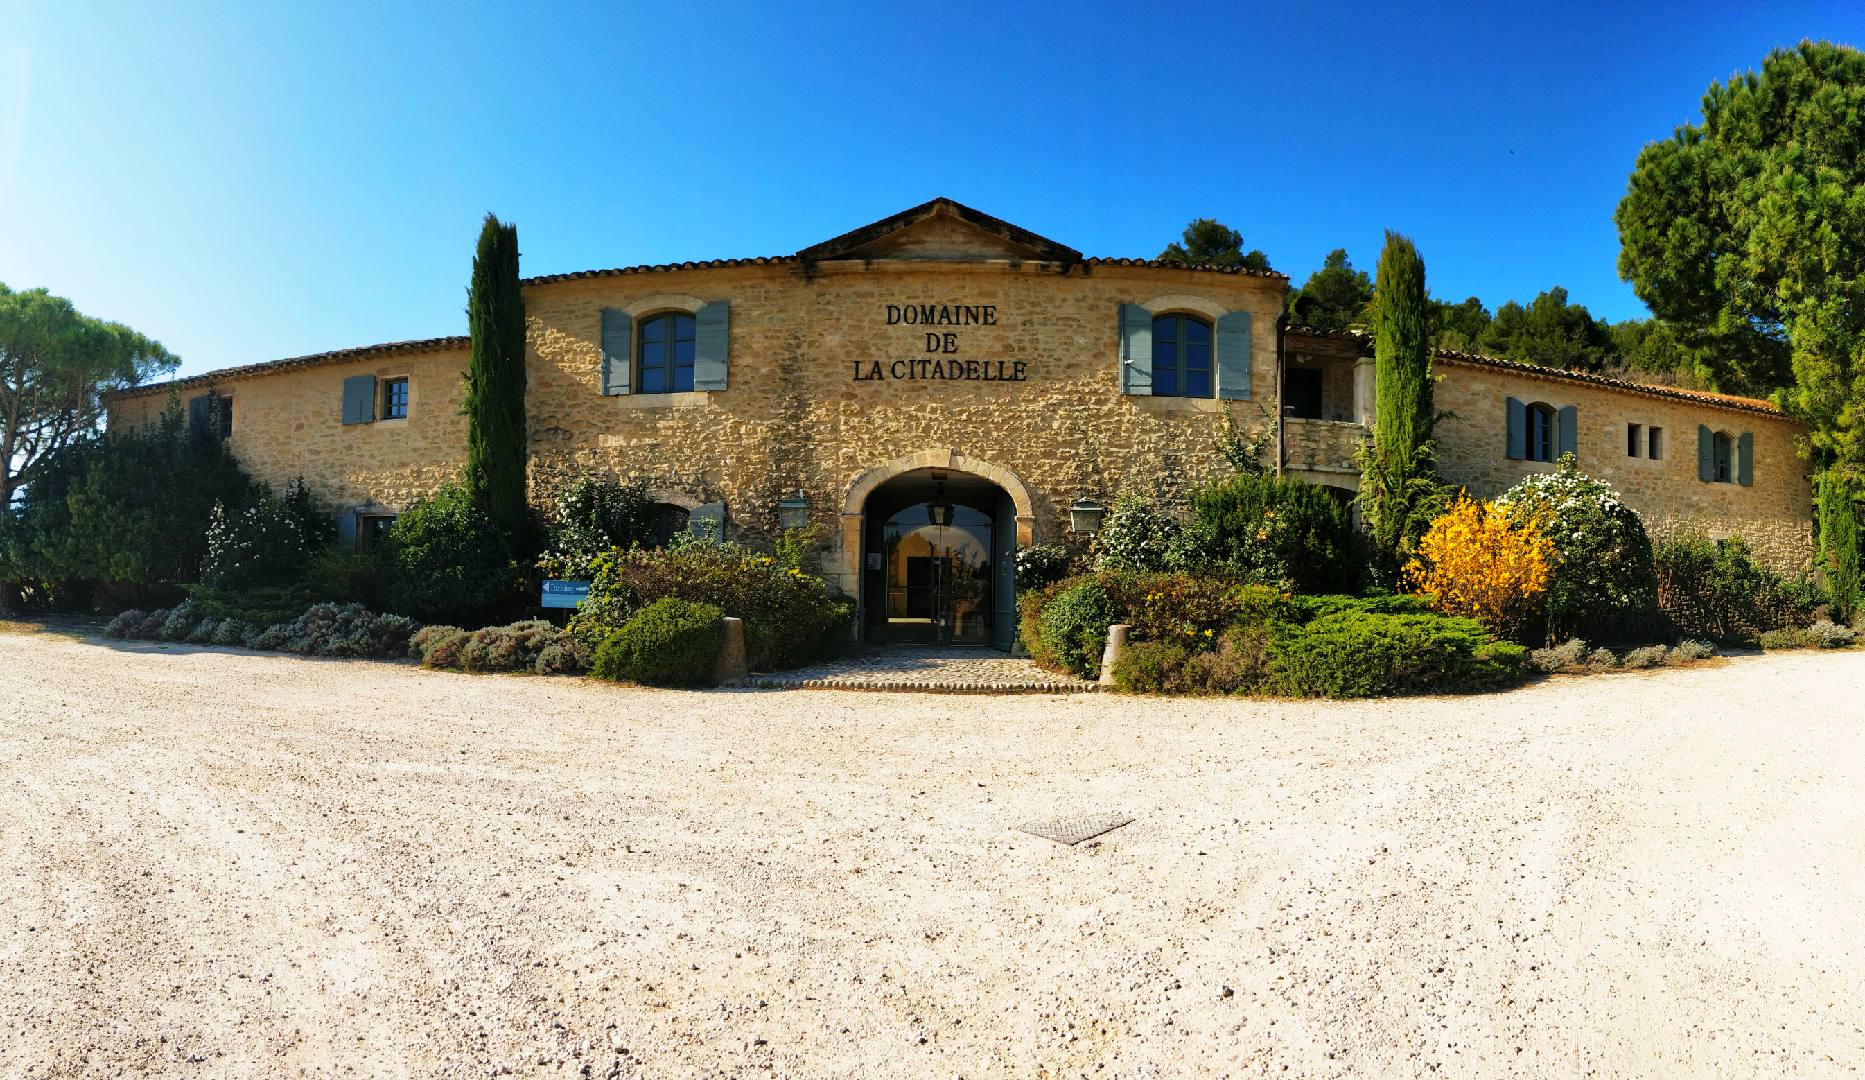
left=520, top=260, right=1286, bottom=590
left=1434, top=358, right=1813, bottom=571
left=108, top=342, right=471, bottom=512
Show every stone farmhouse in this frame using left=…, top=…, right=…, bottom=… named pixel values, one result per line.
left=108, top=198, right=1812, bottom=648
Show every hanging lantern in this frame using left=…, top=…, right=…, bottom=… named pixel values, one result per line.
left=929, top=502, right=953, bottom=527
left=1069, top=495, right=1106, bottom=534
left=776, top=489, right=810, bottom=531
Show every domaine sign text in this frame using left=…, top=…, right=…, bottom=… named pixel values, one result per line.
left=851, top=303, right=1028, bottom=382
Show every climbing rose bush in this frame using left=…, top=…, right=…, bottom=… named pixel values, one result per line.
left=1405, top=494, right=1553, bottom=641
left=1496, top=457, right=1659, bottom=641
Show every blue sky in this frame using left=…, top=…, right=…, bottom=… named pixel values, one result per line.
left=1, top=1, right=1858, bottom=380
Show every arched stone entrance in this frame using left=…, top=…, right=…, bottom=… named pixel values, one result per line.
left=839, top=451, right=1036, bottom=649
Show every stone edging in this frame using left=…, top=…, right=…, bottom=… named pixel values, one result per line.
left=747, top=677, right=1100, bottom=694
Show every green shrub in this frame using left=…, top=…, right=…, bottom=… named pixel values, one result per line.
left=1654, top=531, right=1817, bottom=644
left=1113, top=624, right=1276, bottom=695
left=103, top=608, right=147, bottom=638
left=1266, top=610, right=1528, bottom=697
left=1497, top=458, right=1658, bottom=642
left=455, top=619, right=566, bottom=673
left=534, top=643, right=580, bottom=675
left=186, top=582, right=316, bottom=627
left=569, top=544, right=850, bottom=671
left=300, top=545, right=385, bottom=607
left=211, top=619, right=254, bottom=647
left=1036, top=579, right=1116, bottom=678
left=1091, top=494, right=1184, bottom=573
left=1125, top=577, right=1296, bottom=645
left=409, top=624, right=467, bottom=663
left=1292, top=592, right=1430, bottom=621
left=383, top=483, right=518, bottom=625
left=1585, top=647, right=1618, bottom=671
left=1818, top=471, right=1859, bottom=625
left=1673, top=639, right=1716, bottom=661
left=589, top=597, right=724, bottom=687
left=1761, top=619, right=1857, bottom=650
left=1182, top=472, right=1361, bottom=593
left=1531, top=638, right=1588, bottom=673
left=1014, top=543, right=1079, bottom=591
left=185, top=616, right=221, bottom=644
left=158, top=601, right=201, bottom=642
left=1621, top=644, right=1670, bottom=669
left=265, top=602, right=420, bottom=658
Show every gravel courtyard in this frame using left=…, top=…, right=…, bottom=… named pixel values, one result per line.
left=2, top=628, right=1862, bottom=1079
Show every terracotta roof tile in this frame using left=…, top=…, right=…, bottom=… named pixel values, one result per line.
left=110, top=335, right=470, bottom=400
left=1285, top=325, right=1784, bottom=418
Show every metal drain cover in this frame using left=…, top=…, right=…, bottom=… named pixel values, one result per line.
left=1017, top=813, right=1134, bottom=846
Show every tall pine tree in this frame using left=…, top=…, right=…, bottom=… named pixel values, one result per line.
left=464, top=213, right=528, bottom=553
left=1357, top=231, right=1441, bottom=581
left=1818, top=470, right=1859, bottom=625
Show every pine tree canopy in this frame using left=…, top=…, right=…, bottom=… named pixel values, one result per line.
left=1157, top=218, right=1272, bottom=272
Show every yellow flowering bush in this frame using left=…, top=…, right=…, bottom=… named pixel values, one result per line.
left=1404, top=495, right=1552, bottom=640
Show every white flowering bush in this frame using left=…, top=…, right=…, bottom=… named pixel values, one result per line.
left=1497, top=456, right=1658, bottom=641
left=201, top=491, right=311, bottom=591
left=1091, top=494, right=1184, bottom=573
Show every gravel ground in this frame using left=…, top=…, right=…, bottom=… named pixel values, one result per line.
left=2, top=628, right=1862, bottom=1079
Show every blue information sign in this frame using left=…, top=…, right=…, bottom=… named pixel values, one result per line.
left=540, top=579, right=591, bottom=610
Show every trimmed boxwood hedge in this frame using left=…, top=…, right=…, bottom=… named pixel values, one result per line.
left=590, top=597, right=724, bottom=687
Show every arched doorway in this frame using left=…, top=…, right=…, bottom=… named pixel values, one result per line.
left=850, top=465, right=1023, bottom=649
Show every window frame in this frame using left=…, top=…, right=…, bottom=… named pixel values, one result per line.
left=1627, top=422, right=1643, bottom=458
left=1648, top=426, right=1663, bottom=460
left=1712, top=431, right=1733, bottom=484
left=635, top=310, right=699, bottom=396
left=1149, top=312, right=1215, bottom=399
left=1525, top=402, right=1557, bottom=463
left=215, top=397, right=234, bottom=441
left=380, top=376, right=410, bottom=421
left=356, top=512, right=397, bottom=553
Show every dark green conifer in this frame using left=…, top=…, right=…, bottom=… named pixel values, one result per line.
left=463, top=213, right=528, bottom=552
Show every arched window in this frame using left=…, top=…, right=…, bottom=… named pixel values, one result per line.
left=637, top=312, right=696, bottom=394
left=1151, top=313, right=1214, bottom=398
left=1712, top=431, right=1733, bottom=483
left=1525, top=402, right=1557, bottom=462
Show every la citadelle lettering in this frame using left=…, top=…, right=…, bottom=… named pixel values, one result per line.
left=853, top=358, right=1028, bottom=382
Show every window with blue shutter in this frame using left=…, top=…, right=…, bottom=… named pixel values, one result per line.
left=341, top=375, right=378, bottom=425
left=600, top=309, right=632, bottom=396
left=1557, top=405, right=1578, bottom=459
left=1215, top=311, right=1253, bottom=400
left=637, top=312, right=696, bottom=394
left=694, top=302, right=729, bottom=391
left=1697, top=425, right=1715, bottom=482
left=1506, top=397, right=1527, bottom=459
left=1736, top=431, right=1753, bottom=486
left=1151, top=314, right=1214, bottom=398
left=1118, top=303, right=1152, bottom=395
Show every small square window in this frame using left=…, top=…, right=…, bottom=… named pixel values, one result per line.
left=1648, top=427, right=1663, bottom=460
left=381, top=377, right=409, bottom=420
left=1627, top=422, right=1643, bottom=457
left=357, top=513, right=396, bottom=552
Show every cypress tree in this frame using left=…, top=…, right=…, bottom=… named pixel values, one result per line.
left=464, top=213, right=528, bottom=553
left=1357, top=230, right=1441, bottom=581
left=1818, top=469, right=1859, bottom=625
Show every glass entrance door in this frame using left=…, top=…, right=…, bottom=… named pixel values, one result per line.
left=882, top=503, right=993, bottom=645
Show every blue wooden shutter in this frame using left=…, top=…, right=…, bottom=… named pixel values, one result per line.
left=1215, top=311, right=1253, bottom=400
left=1737, top=432, right=1753, bottom=486
left=187, top=394, right=213, bottom=434
left=1505, top=397, right=1526, bottom=460
left=1118, top=303, right=1153, bottom=395
left=694, top=301, right=729, bottom=391
left=1697, top=425, right=1714, bottom=481
left=1557, top=405, right=1578, bottom=459
left=688, top=501, right=726, bottom=542
left=341, top=376, right=377, bottom=425
left=599, top=309, right=632, bottom=396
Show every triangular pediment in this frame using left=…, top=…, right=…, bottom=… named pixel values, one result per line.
left=797, top=197, right=1081, bottom=265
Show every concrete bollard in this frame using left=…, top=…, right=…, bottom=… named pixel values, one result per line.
left=713, top=617, right=748, bottom=686
left=1098, top=623, right=1129, bottom=687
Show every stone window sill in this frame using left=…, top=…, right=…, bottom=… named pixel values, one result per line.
left=1133, top=395, right=1224, bottom=413
left=611, top=391, right=714, bottom=409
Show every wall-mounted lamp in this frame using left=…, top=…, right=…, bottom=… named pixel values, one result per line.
left=776, top=489, right=810, bottom=531
left=929, top=502, right=953, bottom=527
left=1069, top=495, right=1106, bottom=534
